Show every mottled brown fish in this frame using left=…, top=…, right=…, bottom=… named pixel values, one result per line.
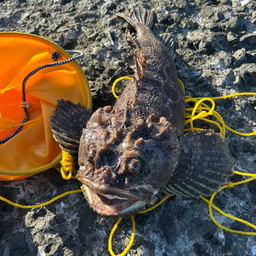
left=50, top=8, right=234, bottom=216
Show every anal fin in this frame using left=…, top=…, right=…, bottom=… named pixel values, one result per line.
left=162, top=130, right=235, bottom=198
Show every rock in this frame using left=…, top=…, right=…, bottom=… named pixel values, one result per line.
left=158, top=212, right=177, bottom=245
left=235, top=34, right=256, bottom=51
left=224, top=16, right=247, bottom=34
left=227, top=17, right=239, bottom=32
left=227, top=31, right=238, bottom=44
left=242, top=141, right=256, bottom=153
left=203, top=232, right=213, bottom=240
left=193, top=243, right=209, bottom=256
left=247, top=180, right=256, bottom=205
left=173, top=0, right=187, bottom=9
left=252, top=11, right=256, bottom=24
left=233, top=63, right=256, bottom=90
left=228, top=140, right=241, bottom=159
left=233, top=246, right=245, bottom=256
left=195, top=220, right=217, bottom=239
left=223, top=233, right=233, bottom=253
left=233, top=48, right=247, bottom=66
left=247, top=50, right=256, bottom=63
left=214, top=51, right=233, bottom=67
left=9, top=232, right=28, bottom=256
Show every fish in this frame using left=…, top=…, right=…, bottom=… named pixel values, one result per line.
left=50, top=8, right=234, bottom=216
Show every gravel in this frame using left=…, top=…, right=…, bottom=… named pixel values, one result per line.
left=0, top=0, right=256, bottom=255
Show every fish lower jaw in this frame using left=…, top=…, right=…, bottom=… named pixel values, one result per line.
left=81, top=184, right=146, bottom=216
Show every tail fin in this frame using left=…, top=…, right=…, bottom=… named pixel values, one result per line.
left=117, top=8, right=155, bottom=29
left=50, top=99, right=92, bottom=159
left=163, top=130, right=234, bottom=197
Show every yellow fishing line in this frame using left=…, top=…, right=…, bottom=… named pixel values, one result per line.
left=108, top=76, right=256, bottom=255
left=201, top=171, right=256, bottom=235
left=0, top=77, right=256, bottom=256
left=194, top=92, right=256, bottom=100
left=108, top=171, right=256, bottom=256
left=0, top=189, right=82, bottom=209
left=179, top=79, right=185, bottom=94
left=108, top=216, right=135, bottom=256
left=185, top=93, right=256, bottom=137
left=108, top=195, right=170, bottom=256
left=0, top=115, right=41, bottom=129
left=112, top=76, right=132, bottom=99
left=138, top=195, right=170, bottom=214
left=59, top=150, right=76, bottom=180
left=54, top=166, right=77, bottom=180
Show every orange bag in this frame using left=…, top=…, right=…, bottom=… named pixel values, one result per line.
left=0, top=32, right=92, bottom=181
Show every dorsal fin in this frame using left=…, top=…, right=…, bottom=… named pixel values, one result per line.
left=157, top=33, right=176, bottom=60
left=117, top=8, right=155, bottom=30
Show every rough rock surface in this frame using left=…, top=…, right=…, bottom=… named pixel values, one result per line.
left=1, top=0, right=256, bottom=255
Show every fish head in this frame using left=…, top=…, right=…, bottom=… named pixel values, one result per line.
left=76, top=107, right=180, bottom=216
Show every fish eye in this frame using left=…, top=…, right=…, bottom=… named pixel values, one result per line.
left=151, top=114, right=160, bottom=123
left=127, top=158, right=141, bottom=174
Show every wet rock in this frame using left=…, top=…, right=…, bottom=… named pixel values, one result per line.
left=9, top=232, right=28, bottom=256
left=196, top=220, right=217, bottom=238
left=247, top=180, right=256, bottom=205
left=223, top=98, right=233, bottom=109
left=176, top=205, right=192, bottom=222
left=211, top=237, right=221, bottom=246
left=193, top=243, right=209, bottom=256
left=223, top=233, right=233, bottom=253
left=228, top=140, right=241, bottom=159
left=0, top=220, right=15, bottom=240
left=247, top=50, right=256, bottom=63
left=159, top=211, right=177, bottom=245
left=0, top=186, right=20, bottom=212
left=233, top=246, right=245, bottom=256
left=203, top=232, right=213, bottom=240
left=54, top=214, right=66, bottom=224
left=242, top=141, right=256, bottom=154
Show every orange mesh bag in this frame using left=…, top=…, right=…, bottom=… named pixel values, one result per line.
left=0, top=32, right=92, bottom=181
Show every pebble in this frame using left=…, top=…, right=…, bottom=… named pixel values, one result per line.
left=227, top=31, right=238, bottom=43
left=233, top=48, right=247, bottom=66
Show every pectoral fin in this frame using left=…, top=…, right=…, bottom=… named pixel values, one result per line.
left=162, top=130, right=234, bottom=197
left=50, top=99, right=92, bottom=159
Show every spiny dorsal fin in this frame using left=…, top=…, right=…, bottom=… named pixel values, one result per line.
left=157, top=33, right=176, bottom=60
left=117, top=8, right=155, bottom=30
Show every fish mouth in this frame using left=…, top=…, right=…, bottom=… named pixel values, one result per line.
left=78, top=178, right=158, bottom=216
